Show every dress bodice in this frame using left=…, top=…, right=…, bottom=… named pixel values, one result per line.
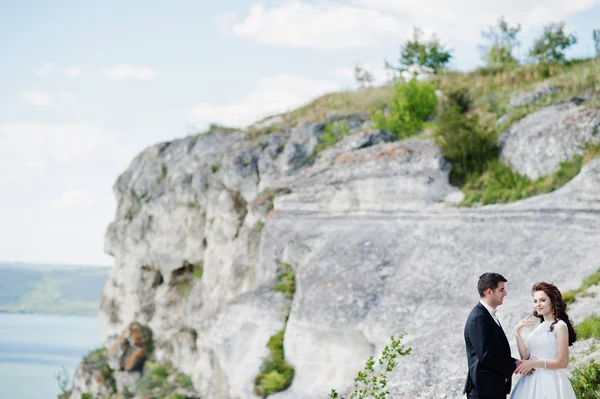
left=526, top=320, right=565, bottom=363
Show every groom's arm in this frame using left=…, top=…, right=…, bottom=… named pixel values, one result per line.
left=467, top=315, right=518, bottom=377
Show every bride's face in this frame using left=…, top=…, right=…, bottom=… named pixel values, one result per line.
left=533, top=291, right=552, bottom=316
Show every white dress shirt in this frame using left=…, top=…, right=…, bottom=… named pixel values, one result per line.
left=480, top=300, right=501, bottom=327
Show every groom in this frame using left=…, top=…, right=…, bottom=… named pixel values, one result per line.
left=463, top=272, right=519, bottom=399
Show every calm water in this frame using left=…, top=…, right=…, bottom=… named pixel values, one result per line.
left=0, top=313, right=101, bottom=399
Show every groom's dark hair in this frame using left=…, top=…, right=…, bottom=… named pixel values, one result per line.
left=478, top=272, right=507, bottom=297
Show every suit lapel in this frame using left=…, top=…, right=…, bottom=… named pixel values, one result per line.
left=477, top=303, right=510, bottom=348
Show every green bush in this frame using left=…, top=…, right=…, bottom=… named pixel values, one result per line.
left=461, top=145, right=600, bottom=206
left=138, top=361, right=195, bottom=397
left=254, top=330, right=295, bottom=398
left=569, top=359, right=600, bottom=399
left=374, top=80, right=437, bottom=139
left=175, top=374, right=194, bottom=389
left=435, top=105, right=499, bottom=186
left=575, top=315, right=600, bottom=340
left=315, top=122, right=351, bottom=153
left=81, top=348, right=116, bottom=393
left=461, top=160, right=531, bottom=205
left=254, top=263, right=296, bottom=397
left=139, top=363, right=170, bottom=393
left=446, top=87, right=472, bottom=114
left=274, top=263, right=296, bottom=299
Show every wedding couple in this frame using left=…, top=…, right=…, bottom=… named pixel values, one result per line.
left=463, top=272, right=578, bottom=399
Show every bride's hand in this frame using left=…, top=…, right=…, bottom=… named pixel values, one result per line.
left=514, top=313, right=536, bottom=333
left=515, top=360, right=535, bottom=374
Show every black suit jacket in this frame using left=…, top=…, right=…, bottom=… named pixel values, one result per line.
left=463, top=302, right=518, bottom=398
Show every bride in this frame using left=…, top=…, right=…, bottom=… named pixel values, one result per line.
left=510, top=282, right=578, bottom=399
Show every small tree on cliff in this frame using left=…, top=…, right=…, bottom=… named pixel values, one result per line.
left=480, top=16, right=521, bottom=67
left=593, top=29, right=600, bottom=57
left=386, top=27, right=452, bottom=75
left=355, top=64, right=375, bottom=87
left=529, top=22, right=577, bottom=64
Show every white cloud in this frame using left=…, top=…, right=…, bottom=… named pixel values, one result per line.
left=221, top=0, right=600, bottom=49
left=65, top=66, right=82, bottom=78
left=22, top=91, right=75, bottom=107
left=36, top=63, right=55, bottom=75
left=186, top=73, right=345, bottom=127
left=52, top=189, right=95, bottom=208
left=221, top=1, right=405, bottom=50
left=102, top=64, right=156, bottom=81
left=0, top=122, right=115, bottom=171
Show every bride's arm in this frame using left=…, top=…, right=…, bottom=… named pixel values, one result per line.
left=514, top=331, right=530, bottom=360
left=513, top=314, right=534, bottom=360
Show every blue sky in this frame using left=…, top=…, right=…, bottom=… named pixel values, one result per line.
left=1, top=0, right=599, bottom=266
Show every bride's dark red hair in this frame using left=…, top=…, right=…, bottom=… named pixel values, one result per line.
left=531, top=282, right=577, bottom=346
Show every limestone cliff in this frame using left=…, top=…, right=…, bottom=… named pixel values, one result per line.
left=67, top=101, right=600, bottom=399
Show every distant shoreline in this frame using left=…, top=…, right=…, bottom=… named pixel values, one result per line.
left=0, top=309, right=98, bottom=318
left=0, top=309, right=99, bottom=317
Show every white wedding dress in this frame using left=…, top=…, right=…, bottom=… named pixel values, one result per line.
left=510, top=319, right=576, bottom=399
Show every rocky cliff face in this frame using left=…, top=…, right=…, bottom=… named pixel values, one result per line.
left=69, top=103, right=600, bottom=399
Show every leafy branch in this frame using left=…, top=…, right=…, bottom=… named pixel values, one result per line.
left=329, top=333, right=412, bottom=399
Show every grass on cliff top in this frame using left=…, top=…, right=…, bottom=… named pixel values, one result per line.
left=249, top=57, right=600, bottom=131
left=243, top=58, right=600, bottom=206
left=563, top=268, right=600, bottom=305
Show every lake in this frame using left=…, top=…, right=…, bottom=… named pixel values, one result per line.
left=0, top=313, right=102, bottom=399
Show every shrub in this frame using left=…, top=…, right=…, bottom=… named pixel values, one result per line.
left=175, top=374, right=194, bottom=389
left=374, top=80, right=437, bottom=139
left=157, top=164, right=168, bottom=184
left=461, top=160, right=531, bottom=205
left=274, top=263, right=296, bottom=299
left=315, top=122, right=351, bottom=154
left=461, top=144, right=600, bottom=206
left=446, top=87, right=472, bottom=114
left=193, top=263, right=204, bottom=280
left=569, top=359, right=600, bottom=399
left=138, top=361, right=195, bottom=397
left=575, top=315, right=600, bottom=340
left=435, top=105, right=498, bottom=186
left=81, top=348, right=116, bottom=392
left=254, top=263, right=296, bottom=397
left=254, top=330, right=295, bottom=398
